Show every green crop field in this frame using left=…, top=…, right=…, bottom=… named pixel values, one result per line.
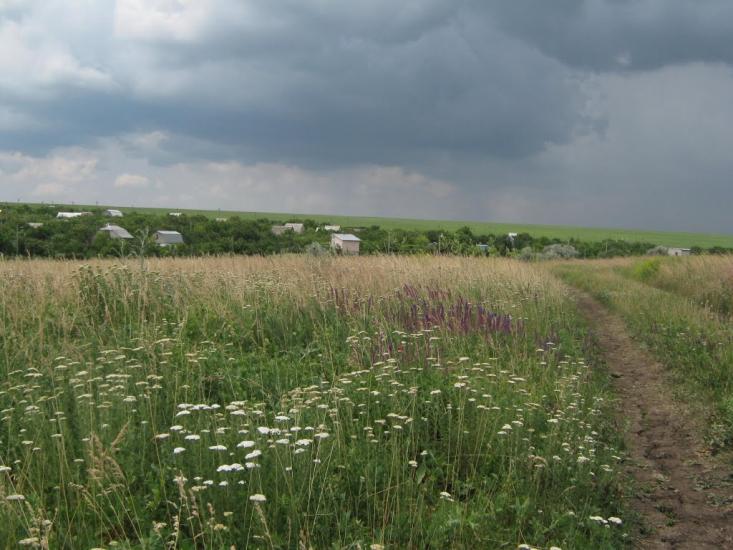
left=19, top=202, right=733, bottom=248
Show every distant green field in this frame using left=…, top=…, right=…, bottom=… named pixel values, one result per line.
left=17, top=202, right=733, bottom=248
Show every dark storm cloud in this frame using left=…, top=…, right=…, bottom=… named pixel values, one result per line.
left=0, top=1, right=586, bottom=165
left=1, top=1, right=733, bottom=233
left=486, top=0, right=733, bottom=71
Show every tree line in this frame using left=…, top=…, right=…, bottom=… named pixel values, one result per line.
left=0, top=203, right=728, bottom=259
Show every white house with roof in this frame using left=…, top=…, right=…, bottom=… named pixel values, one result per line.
left=154, top=230, right=184, bottom=246
left=104, top=209, right=123, bottom=217
left=667, top=247, right=691, bottom=256
left=57, top=212, right=91, bottom=219
left=99, top=224, right=133, bottom=240
left=331, top=233, right=361, bottom=255
left=323, top=224, right=341, bottom=232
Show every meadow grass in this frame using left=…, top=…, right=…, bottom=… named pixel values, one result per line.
left=554, top=259, right=733, bottom=450
left=0, top=256, right=628, bottom=548
left=16, top=201, right=733, bottom=248
left=625, top=255, right=733, bottom=317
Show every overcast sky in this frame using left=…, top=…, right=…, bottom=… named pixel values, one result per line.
left=1, top=1, right=732, bottom=233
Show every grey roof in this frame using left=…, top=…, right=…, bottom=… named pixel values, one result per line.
left=99, top=224, right=133, bottom=239
left=155, top=230, right=184, bottom=244
left=332, top=233, right=360, bottom=242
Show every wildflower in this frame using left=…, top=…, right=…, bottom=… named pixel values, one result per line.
left=314, top=432, right=330, bottom=440
left=184, top=434, right=201, bottom=441
left=0, top=466, right=10, bottom=473
left=155, top=433, right=170, bottom=440
left=608, top=516, right=623, bottom=525
left=5, top=494, right=25, bottom=501
left=249, top=494, right=266, bottom=502
left=408, top=460, right=418, bottom=468
left=589, top=515, right=608, bottom=525
left=173, top=447, right=186, bottom=454
left=245, top=450, right=262, bottom=460
left=439, top=491, right=453, bottom=501
left=209, top=445, right=227, bottom=451
left=295, top=439, right=312, bottom=447
left=237, top=440, right=256, bottom=449
left=257, top=427, right=270, bottom=435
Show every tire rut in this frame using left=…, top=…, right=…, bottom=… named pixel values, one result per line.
left=573, top=290, right=733, bottom=549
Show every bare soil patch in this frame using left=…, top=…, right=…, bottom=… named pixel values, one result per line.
left=573, top=291, right=733, bottom=549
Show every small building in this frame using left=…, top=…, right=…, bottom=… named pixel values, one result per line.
left=476, top=243, right=489, bottom=254
left=99, top=224, right=133, bottom=240
left=169, top=212, right=182, bottom=217
left=271, top=225, right=288, bottom=236
left=331, top=233, right=361, bottom=255
left=284, top=222, right=305, bottom=234
left=27, top=222, right=43, bottom=229
left=324, top=225, right=341, bottom=232
left=57, top=212, right=91, bottom=219
left=668, top=247, right=691, bottom=257
left=154, top=230, right=184, bottom=246
left=104, top=209, right=124, bottom=217
left=215, top=217, right=228, bottom=222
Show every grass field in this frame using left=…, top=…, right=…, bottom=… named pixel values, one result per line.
left=19, top=202, right=733, bottom=248
left=0, top=256, right=629, bottom=549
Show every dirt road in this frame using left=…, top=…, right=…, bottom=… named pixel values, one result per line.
left=574, top=291, right=733, bottom=549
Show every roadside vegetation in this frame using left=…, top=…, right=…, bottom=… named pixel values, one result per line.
left=626, top=255, right=733, bottom=318
left=0, top=256, right=628, bottom=548
left=555, top=259, right=733, bottom=450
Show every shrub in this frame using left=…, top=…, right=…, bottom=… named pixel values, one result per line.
left=646, top=245, right=669, bottom=256
left=540, top=244, right=578, bottom=260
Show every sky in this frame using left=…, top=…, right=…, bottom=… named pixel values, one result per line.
left=1, top=0, right=732, bottom=233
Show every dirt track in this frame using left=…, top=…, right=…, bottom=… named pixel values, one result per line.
left=574, top=291, right=733, bottom=549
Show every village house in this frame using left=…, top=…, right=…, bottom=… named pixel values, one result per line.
left=169, top=212, right=182, bottom=217
left=667, top=247, right=691, bottom=256
left=99, top=224, right=133, bottom=240
left=271, top=225, right=288, bottom=236
left=323, top=225, right=341, bottom=232
left=284, top=222, right=305, bottom=234
left=331, top=233, right=361, bottom=255
left=104, top=209, right=124, bottom=217
left=27, top=223, right=43, bottom=229
left=154, top=230, right=184, bottom=246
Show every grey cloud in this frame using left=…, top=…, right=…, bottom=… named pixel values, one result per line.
left=486, top=0, right=733, bottom=71
left=1, top=1, right=733, bottom=233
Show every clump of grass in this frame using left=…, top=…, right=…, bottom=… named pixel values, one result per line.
left=0, top=256, right=628, bottom=548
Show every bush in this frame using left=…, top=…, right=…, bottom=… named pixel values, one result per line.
left=646, top=245, right=668, bottom=256
left=306, top=241, right=328, bottom=256
left=540, top=244, right=578, bottom=260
